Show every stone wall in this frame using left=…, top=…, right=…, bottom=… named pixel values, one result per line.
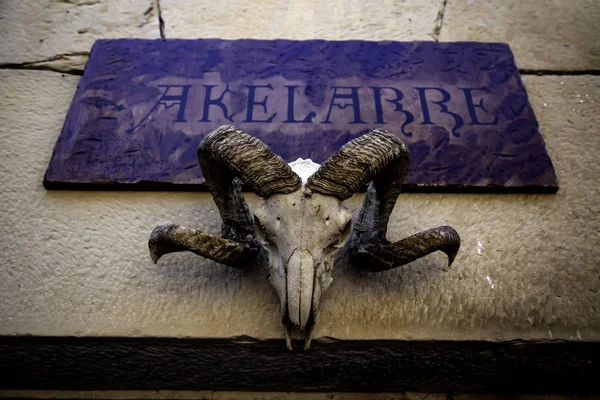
left=0, top=0, right=599, bottom=393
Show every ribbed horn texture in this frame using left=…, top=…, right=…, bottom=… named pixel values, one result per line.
left=308, top=128, right=461, bottom=272
left=148, top=125, right=301, bottom=268
left=149, top=224, right=259, bottom=269
left=199, top=125, right=301, bottom=199
left=307, top=129, right=409, bottom=241
left=198, top=125, right=302, bottom=245
left=306, top=129, right=409, bottom=200
left=351, top=226, right=461, bottom=272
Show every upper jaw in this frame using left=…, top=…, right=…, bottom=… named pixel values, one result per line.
left=283, top=312, right=316, bottom=351
left=279, top=259, right=334, bottom=350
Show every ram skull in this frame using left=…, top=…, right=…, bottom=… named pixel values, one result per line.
left=149, top=125, right=460, bottom=350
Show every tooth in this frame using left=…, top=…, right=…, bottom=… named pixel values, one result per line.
left=285, top=324, right=293, bottom=351
left=304, top=323, right=315, bottom=350
left=304, top=336, right=312, bottom=350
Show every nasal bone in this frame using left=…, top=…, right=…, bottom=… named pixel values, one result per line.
left=286, top=249, right=315, bottom=330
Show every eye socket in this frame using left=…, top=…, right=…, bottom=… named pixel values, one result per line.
left=327, top=219, right=352, bottom=251
left=253, top=215, right=267, bottom=240
left=253, top=215, right=274, bottom=246
left=339, top=219, right=352, bottom=244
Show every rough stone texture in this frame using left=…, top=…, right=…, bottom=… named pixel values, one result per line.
left=0, top=0, right=160, bottom=72
left=0, top=69, right=599, bottom=343
left=161, top=0, right=443, bottom=40
left=440, top=0, right=600, bottom=70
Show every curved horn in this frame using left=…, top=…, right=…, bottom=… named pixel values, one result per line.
left=308, top=128, right=460, bottom=271
left=199, top=125, right=302, bottom=200
left=306, top=128, right=409, bottom=241
left=149, top=125, right=301, bottom=267
left=149, top=224, right=258, bottom=268
left=352, top=226, right=461, bottom=272
left=199, top=125, right=301, bottom=243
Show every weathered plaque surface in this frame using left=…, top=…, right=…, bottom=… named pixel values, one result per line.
left=44, top=39, right=558, bottom=193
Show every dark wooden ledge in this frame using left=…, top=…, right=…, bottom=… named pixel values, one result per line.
left=1, top=336, right=599, bottom=394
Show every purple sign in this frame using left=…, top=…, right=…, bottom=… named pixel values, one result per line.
left=44, top=39, right=558, bottom=193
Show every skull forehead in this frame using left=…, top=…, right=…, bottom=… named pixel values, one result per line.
left=255, top=189, right=351, bottom=237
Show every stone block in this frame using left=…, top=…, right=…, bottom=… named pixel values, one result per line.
left=440, top=0, right=600, bottom=70
left=161, top=0, right=442, bottom=41
left=0, top=0, right=160, bottom=71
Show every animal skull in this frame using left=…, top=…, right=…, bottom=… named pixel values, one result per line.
left=149, top=125, right=460, bottom=350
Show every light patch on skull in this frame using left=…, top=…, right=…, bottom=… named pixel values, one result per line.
left=289, top=158, right=321, bottom=184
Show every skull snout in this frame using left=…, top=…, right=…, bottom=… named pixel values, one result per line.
left=286, top=248, right=315, bottom=330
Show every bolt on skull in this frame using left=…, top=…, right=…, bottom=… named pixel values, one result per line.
left=149, top=125, right=460, bottom=350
